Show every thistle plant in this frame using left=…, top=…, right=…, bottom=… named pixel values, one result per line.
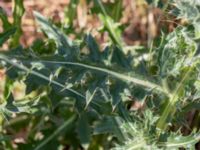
left=0, top=0, right=200, bottom=149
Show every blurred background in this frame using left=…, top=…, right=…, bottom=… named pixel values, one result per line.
left=0, top=0, right=177, bottom=48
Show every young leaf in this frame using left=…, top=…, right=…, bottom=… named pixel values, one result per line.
left=33, top=12, right=75, bottom=58
left=94, top=0, right=123, bottom=47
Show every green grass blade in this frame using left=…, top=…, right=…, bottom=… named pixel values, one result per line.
left=94, top=0, right=107, bottom=16
left=10, top=0, right=25, bottom=47
left=34, top=115, right=76, bottom=150
left=0, top=7, right=12, bottom=30
left=157, top=66, right=194, bottom=131
left=94, top=0, right=123, bottom=47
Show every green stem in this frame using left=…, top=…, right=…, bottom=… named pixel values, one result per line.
left=95, top=0, right=123, bottom=47
left=157, top=66, right=194, bottom=131
left=33, top=60, right=170, bottom=96
left=192, top=111, right=200, bottom=132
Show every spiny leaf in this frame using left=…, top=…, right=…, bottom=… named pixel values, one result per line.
left=26, top=60, right=168, bottom=95
left=110, top=46, right=131, bottom=68
left=110, top=82, right=125, bottom=111
left=158, top=132, right=200, bottom=149
left=84, top=34, right=101, bottom=62
left=85, top=88, right=98, bottom=109
left=0, top=54, right=85, bottom=99
left=93, top=116, right=125, bottom=141
left=34, top=11, right=75, bottom=57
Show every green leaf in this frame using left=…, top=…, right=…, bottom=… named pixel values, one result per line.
left=0, top=135, right=10, bottom=141
left=172, top=0, right=200, bottom=39
left=0, top=28, right=17, bottom=47
left=76, top=113, right=91, bottom=149
left=0, top=7, right=12, bottom=31
left=158, top=132, right=200, bottom=149
left=112, top=0, right=123, bottom=21
left=111, top=46, right=131, bottom=68
left=85, top=88, right=98, bottom=109
left=93, top=116, right=125, bottom=141
left=33, top=11, right=76, bottom=57
left=30, top=39, right=56, bottom=55
left=30, top=60, right=167, bottom=95
left=0, top=54, right=85, bottom=99
left=64, top=0, right=78, bottom=26
left=99, top=14, right=123, bottom=48
left=110, top=82, right=125, bottom=110
left=84, top=34, right=101, bottom=62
